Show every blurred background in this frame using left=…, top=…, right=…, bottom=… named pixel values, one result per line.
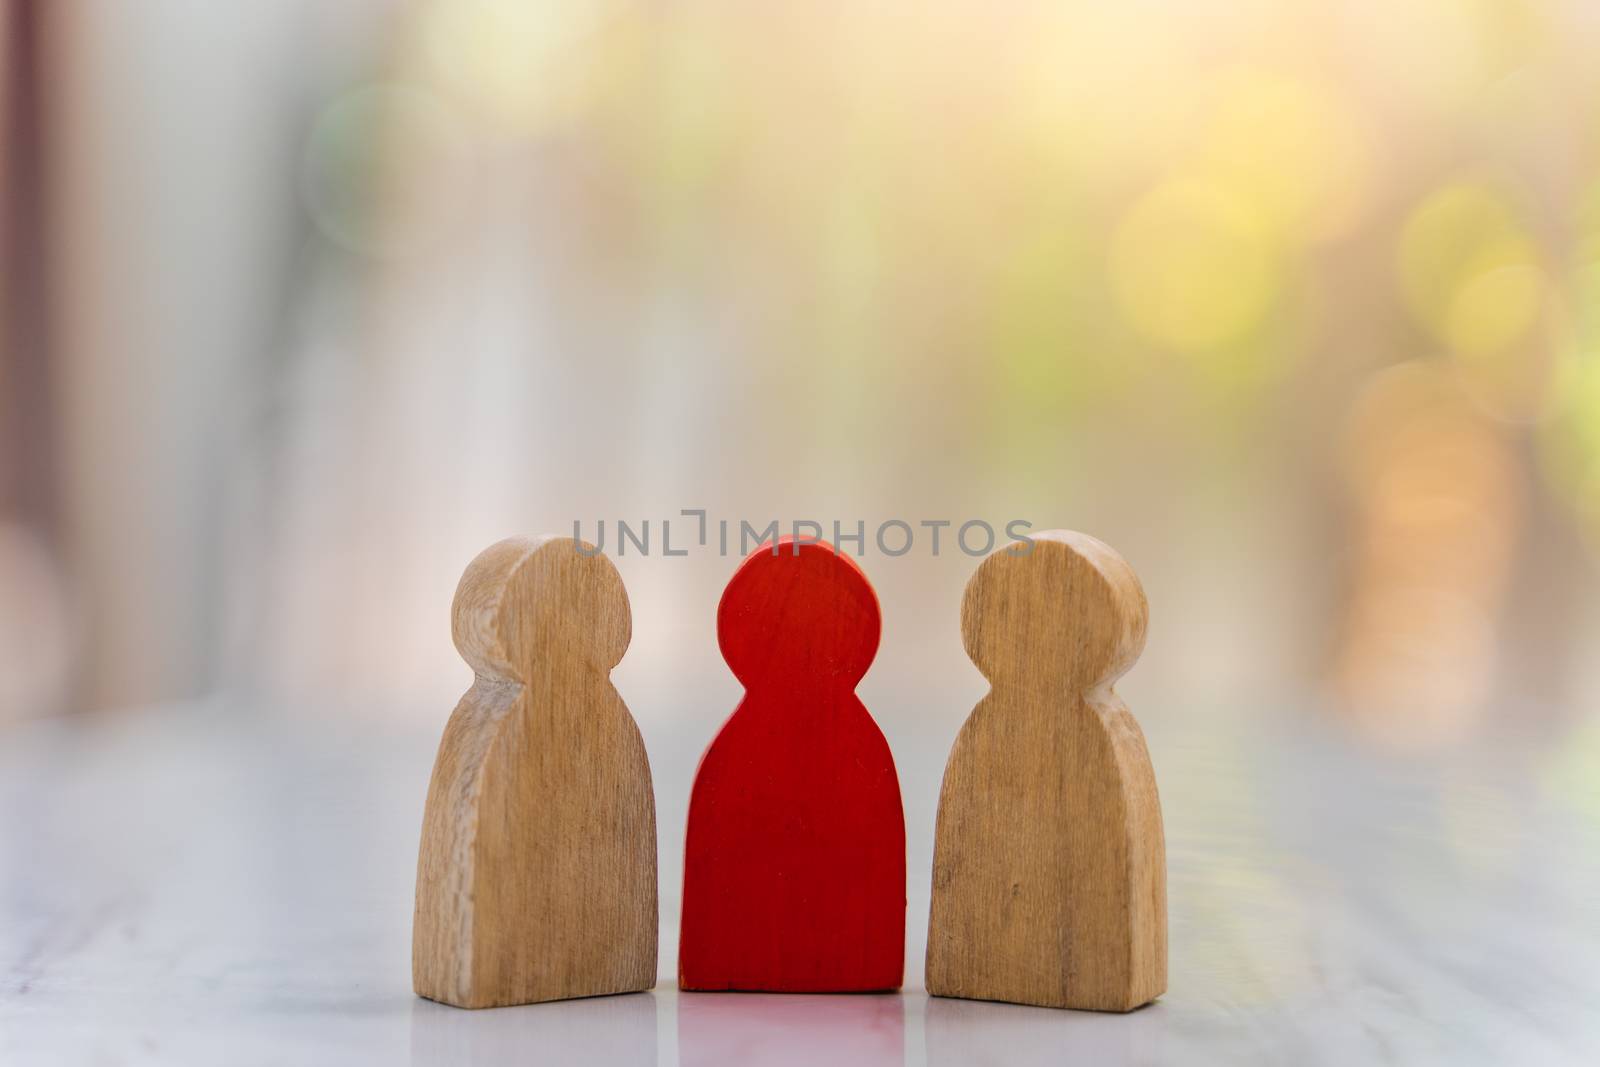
left=6, top=0, right=1600, bottom=771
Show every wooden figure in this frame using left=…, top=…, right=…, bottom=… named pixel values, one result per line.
left=414, top=536, right=657, bottom=1008
left=680, top=538, right=906, bottom=992
left=926, top=530, right=1166, bottom=1012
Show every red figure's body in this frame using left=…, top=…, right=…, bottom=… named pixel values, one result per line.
left=680, top=539, right=906, bottom=992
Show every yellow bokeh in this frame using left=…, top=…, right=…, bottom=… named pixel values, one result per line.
left=1398, top=181, right=1543, bottom=357
left=1447, top=264, right=1545, bottom=358
left=1111, top=179, right=1281, bottom=356
left=1197, top=69, right=1376, bottom=245
left=417, top=0, right=627, bottom=134
left=1538, top=347, right=1600, bottom=530
left=1538, top=186, right=1600, bottom=517
left=1012, top=4, right=1191, bottom=176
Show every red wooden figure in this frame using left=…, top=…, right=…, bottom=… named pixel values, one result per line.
left=679, top=537, right=906, bottom=992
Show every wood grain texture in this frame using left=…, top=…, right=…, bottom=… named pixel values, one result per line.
left=926, top=530, right=1166, bottom=1012
left=413, top=536, right=657, bottom=1008
left=680, top=538, right=906, bottom=992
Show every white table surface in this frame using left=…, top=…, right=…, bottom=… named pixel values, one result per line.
left=3, top=700, right=1598, bottom=1066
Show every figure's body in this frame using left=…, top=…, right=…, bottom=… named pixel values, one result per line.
left=680, top=539, right=905, bottom=992
left=926, top=531, right=1165, bottom=1012
left=414, top=537, right=657, bottom=1008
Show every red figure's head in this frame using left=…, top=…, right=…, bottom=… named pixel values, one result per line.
left=716, top=537, right=881, bottom=690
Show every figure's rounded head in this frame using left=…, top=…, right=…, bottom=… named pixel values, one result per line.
left=961, top=530, right=1147, bottom=693
left=717, top=538, right=881, bottom=689
left=452, top=536, right=630, bottom=679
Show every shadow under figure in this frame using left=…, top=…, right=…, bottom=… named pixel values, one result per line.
left=413, top=536, right=657, bottom=1008
left=926, top=530, right=1166, bottom=1012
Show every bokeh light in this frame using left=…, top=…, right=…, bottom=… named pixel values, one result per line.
left=302, top=83, right=474, bottom=259
left=1111, top=178, right=1282, bottom=357
left=13, top=0, right=1600, bottom=756
left=1398, top=182, right=1540, bottom=354
left=1194, top=69, right=1376, bottom=246
left=1332, top=360, right=1521, bottom=748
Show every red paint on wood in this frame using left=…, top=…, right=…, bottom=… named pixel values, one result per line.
left=680, top=538, right=906, bottom=992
